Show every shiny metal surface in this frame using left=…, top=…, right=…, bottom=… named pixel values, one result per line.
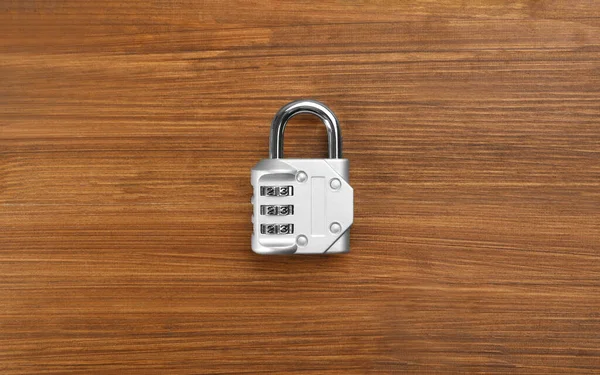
left=251, top=158, right=353, bottom=254
left=269, top=100, right=342, bottom=159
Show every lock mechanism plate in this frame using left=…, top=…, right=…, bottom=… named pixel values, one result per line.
left=251, top=158, right=353, bottom=255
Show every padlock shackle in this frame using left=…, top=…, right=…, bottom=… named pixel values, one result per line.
left=269, top=100, right=342, bottom=159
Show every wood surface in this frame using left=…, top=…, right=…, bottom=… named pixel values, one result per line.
left=1, top=1, right=600, bottom=373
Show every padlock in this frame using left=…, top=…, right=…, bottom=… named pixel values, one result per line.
left=251, top=100, right=354, bottom=255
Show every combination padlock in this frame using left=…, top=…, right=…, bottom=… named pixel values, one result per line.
left=251, top=100, right=354, bottom=255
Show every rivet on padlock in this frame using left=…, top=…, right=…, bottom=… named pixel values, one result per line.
left=251, top=100, right=354, bottom=255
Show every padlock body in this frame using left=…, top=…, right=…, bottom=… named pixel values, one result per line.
left=251, top=159, right=353, bottom=255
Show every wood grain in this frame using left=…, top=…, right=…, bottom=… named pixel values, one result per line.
left=1, top=1, right=599, bottom=373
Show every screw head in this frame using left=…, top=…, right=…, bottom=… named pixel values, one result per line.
left=330, top=178, right=341, bottom=190
left=329, top=222, right=342, bottom=234
left=296, top=171, right=308, bottom=183
left=296, top=235, right=308, bottom=247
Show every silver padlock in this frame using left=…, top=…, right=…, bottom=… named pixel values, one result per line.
left=251, top=100, right=354, bottom=255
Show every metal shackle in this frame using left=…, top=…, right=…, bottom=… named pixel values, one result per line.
left=269, top=100, right=342, bottom=159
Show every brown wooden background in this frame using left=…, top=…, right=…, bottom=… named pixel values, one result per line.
left=1, top=1, right=599, bottom=374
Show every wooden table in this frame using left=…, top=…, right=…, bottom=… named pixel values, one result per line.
left=1, top=1, right=599, bottom=373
